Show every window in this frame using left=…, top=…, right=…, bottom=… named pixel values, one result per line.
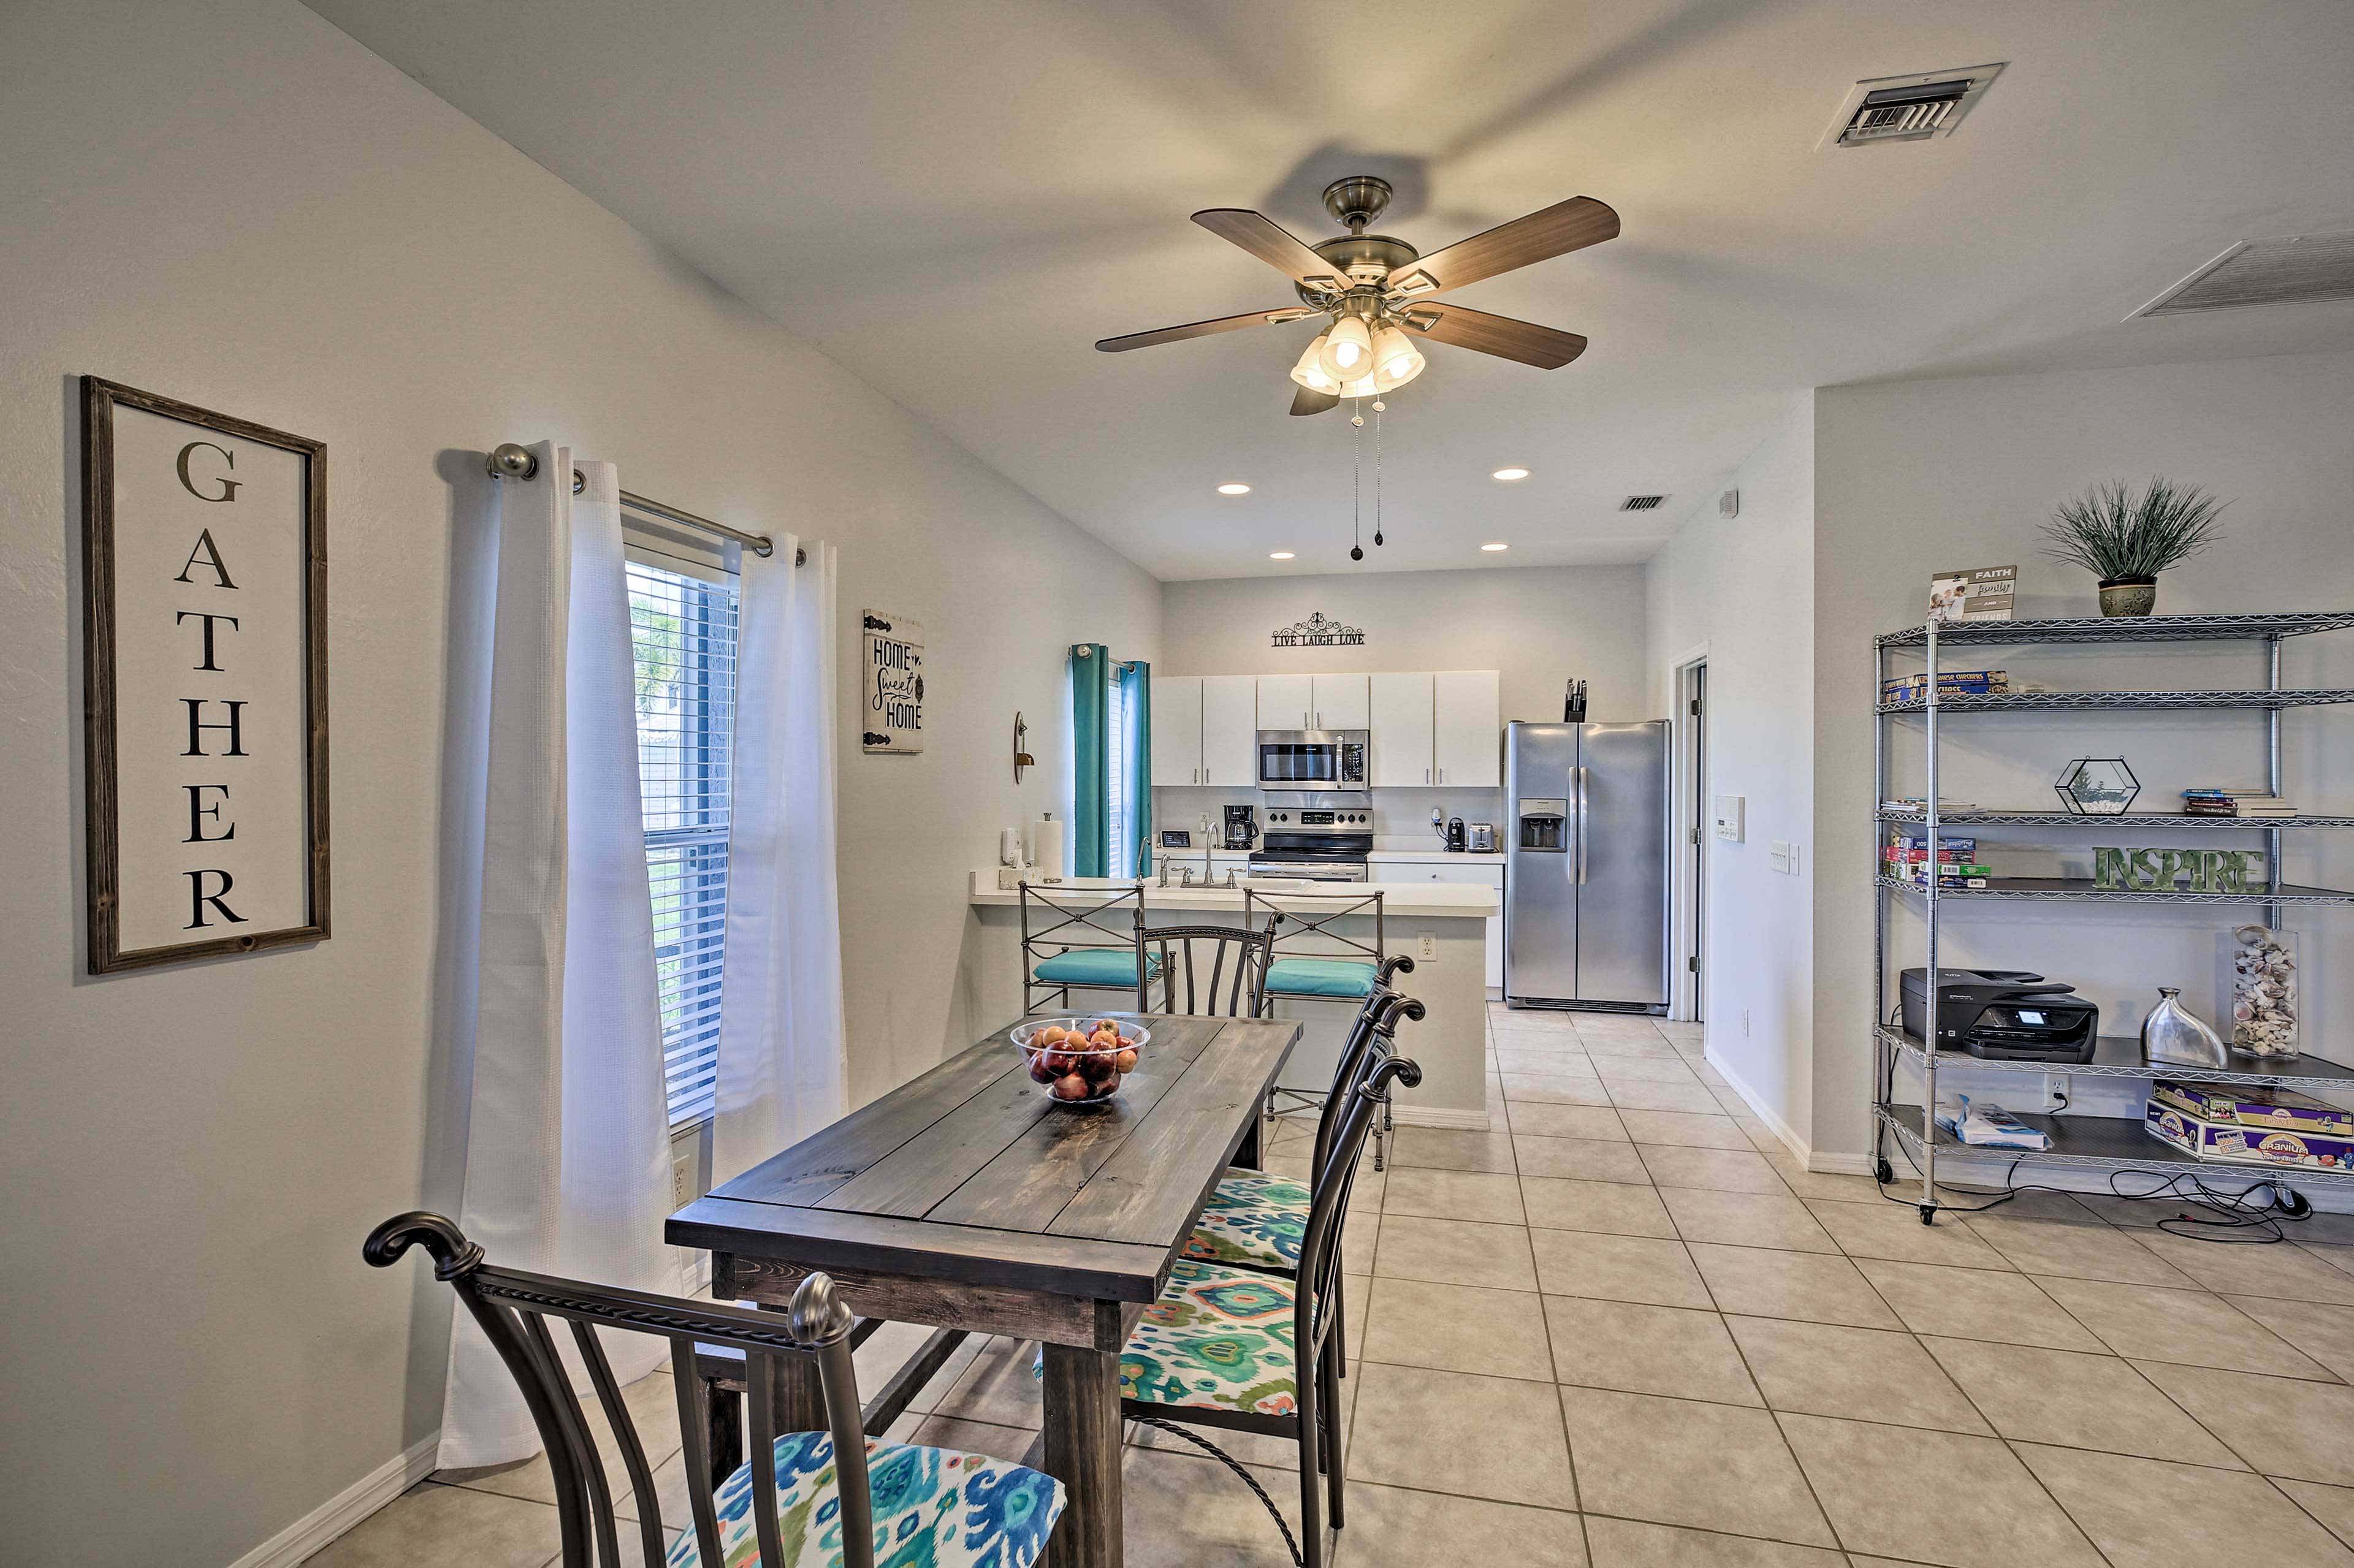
left=1105, top=666, right=1130, bottom=878
left=628, top=553, right=741, bottom=1127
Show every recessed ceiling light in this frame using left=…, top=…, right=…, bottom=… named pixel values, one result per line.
left=1491, top=467, right=1530, bottom=482
left=1269, top=550, right=1295, bottom=560
left=1481, top=542, right=1510, bottom=552
left=1217, top=482, right=1252, bottom=496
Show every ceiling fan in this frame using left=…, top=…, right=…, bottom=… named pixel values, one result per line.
left=1096, top=175, right=1618, bottom=415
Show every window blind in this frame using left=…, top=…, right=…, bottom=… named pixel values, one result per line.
left=627, top=556, right=740, bottom=1127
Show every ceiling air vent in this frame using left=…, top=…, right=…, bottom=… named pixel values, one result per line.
left=2133, top=232, right=2354, bottom=318
left=1620, top=494, right=1669, bottom=512
left=1819, top=64, right=2004, bottom=150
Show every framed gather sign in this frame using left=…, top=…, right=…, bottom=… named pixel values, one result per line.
left=82, top=377, right=330, bottom=973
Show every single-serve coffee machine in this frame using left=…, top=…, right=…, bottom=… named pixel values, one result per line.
left=1222, top=803, right=1259, bottom=850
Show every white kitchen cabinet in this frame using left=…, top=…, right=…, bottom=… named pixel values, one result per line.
left=1150, top=675, right=1203, bottom=786
left=1377, top=855, right=1507, bottom=988
left=1366, top=672, right=1434, bottom=786
left=1257, top=673, right=1312, bottom=731
left=1198, top=676, right=1259, bottom=786
left=1432, top=669, right=1503, bottom=787
left=1311, top=674, right=1369, bottom=730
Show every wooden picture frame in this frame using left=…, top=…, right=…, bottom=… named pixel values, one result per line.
left=82, top=376, right=330, bottom=973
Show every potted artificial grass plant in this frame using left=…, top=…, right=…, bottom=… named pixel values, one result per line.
left=2041, top=477, right=2229, bottom=617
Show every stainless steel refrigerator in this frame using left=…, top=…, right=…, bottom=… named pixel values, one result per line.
left=1505, top=720, right=1670, bottom=1012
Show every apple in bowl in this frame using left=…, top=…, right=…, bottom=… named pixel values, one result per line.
left=1010, top=1018, right=1151, bottom=1105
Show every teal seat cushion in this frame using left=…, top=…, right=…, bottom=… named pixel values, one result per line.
left=665, top=1428, right=1064, bottom=1568
left=1265, top=957, right=1377, bottom=999
left=1032, top=948, right=1159, bottom=987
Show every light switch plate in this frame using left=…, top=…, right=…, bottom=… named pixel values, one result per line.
left=1769, top=840, right=1791, bottom=873
left=1713, top=794, right=1745, bottom=842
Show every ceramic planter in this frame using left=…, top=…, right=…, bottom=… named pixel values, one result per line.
left=2098, top=576, right=2158, bottom=617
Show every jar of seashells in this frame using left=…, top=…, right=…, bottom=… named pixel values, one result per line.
left=2225, top=924, right=2298, bottom=1057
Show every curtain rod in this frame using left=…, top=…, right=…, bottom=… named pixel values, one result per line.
left=487, top=443, right=795, bottom=563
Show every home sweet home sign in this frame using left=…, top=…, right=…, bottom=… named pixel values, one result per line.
left=82, top=378, right=329, bottom=973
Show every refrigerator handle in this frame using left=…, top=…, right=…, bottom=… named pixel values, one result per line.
left=1574, top=766, right=1590, bottom=884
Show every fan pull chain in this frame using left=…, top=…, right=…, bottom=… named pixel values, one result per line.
left=1349, top=408, right=1363, bottom=561
left=1373, top=399, right=1385, bottom=547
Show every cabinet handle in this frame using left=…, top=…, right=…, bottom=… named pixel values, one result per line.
left=1425, top=767, right=1431, bottom=784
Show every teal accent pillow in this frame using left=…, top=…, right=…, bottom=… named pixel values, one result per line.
left=1032, top=948, right=1159, bottom=986
left=1265, top=957, right=1377, bottom=999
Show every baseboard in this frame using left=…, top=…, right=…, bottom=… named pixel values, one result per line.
left=1390, top=1102, right=1493, bottom=1132
left=1804, top=1149, right=1875, bottom=1176
left=229, top=1431, right=440, bottom=1568
left=1702, top=1046, right=1813, bottom=1166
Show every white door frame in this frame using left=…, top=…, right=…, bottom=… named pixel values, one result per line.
left=1669, top=645, right=1710, bottom=1023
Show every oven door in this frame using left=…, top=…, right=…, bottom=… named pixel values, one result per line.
left=1257, top=729, right=1349, bottom=790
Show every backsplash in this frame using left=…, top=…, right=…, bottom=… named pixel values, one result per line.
left=1152, top=783, right=1504, bottom=848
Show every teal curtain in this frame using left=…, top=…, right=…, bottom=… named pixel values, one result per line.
left=1069, top=644, right=1108, bottom=876
left=1118, top=660, right=1152, bottom=880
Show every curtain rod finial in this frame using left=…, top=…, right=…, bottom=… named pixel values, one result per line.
left=487, top=443, right=538, bottom=481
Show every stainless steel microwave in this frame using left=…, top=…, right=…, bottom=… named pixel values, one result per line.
left=1255, top=729, right=1369, bottom=792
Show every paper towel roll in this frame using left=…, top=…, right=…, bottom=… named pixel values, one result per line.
left=1032, top=815, right=1065, bottom=883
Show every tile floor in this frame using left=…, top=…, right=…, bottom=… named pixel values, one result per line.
left=313, top=1003, right=2354, bottom=1567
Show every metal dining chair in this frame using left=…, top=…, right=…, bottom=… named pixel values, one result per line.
left=1018, top=881, right=1153, bottom=1013
left=1117, top=1011, right=1424, bottom=1568
left=1133, top=915, right=1276, bottom=1018
left=1183, top=957, right=1417, bottom=1276
left=364, top=1214, right=1064, bottom=1568
left=1244, top=886, right=1395, bottom=1166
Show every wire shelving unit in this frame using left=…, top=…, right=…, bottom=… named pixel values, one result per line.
left=1871, top=611, right=2354, bottom=1221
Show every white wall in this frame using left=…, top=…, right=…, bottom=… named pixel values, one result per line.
left=0, top=3, right=1156, bottom=1561
left=1645, top=400, right=1818, bottom=1149
left=1813, top=352, right=2354, bottom=1161
left=1160, top=563, right=1650, bottom=725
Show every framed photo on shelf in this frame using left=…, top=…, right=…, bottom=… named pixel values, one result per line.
left=1928, top=564, right=2016, bottom=623
left=81, top=377, right=330, bottom=973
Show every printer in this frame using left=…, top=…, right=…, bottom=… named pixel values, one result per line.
left=1899, top=969, right=2100, bottom=1064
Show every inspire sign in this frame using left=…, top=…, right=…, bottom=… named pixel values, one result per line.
left=82, top=379, right=329, bottom=972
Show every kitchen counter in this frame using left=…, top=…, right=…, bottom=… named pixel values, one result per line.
left=967, top=871, right=1496, bottom=917
left=961, top=871, right=1493, bottom=1125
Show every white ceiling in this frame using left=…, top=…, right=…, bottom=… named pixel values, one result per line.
left=307, top=0, right=2354, bottom=581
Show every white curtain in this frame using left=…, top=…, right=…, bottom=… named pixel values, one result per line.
left=438, top=446, right=677, bottom=1470
left=711, top=536, right=848, bottom=1185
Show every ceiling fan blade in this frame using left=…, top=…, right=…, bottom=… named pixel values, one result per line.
left=1406, top=303, right=1588, bottom=369
left=1289, top=386, right=1343, bottom=417
left=1095, top=306, right=1316, bottom=353
left=1387, top=196, right=1620, bottom=296
left=1193, top=209, right=1348, bottom=291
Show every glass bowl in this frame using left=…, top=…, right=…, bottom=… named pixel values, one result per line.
left=1010, top=1018, right=1151, bottom=1105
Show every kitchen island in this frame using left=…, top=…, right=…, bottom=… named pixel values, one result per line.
left=964, top=872, right=1495, bottom=1125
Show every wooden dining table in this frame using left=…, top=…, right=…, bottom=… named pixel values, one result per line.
left=666, top=1010, right=1301, bottom=1568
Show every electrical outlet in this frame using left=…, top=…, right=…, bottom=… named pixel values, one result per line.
left=670, top=1149, right=696, bottom=1209
left=2039, top=1073, right=2071, bottom=1113
left=1417, top=932, right=1437, bottom=961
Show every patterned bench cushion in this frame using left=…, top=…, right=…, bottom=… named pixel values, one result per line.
left=1180, top=1168, right=1310, bottom=1270
left=666, top=1429, right=1063, bottom=1568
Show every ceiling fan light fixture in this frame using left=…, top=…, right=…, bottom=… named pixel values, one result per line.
left=1289, top=333, right=1341, bottom=394
left=1371, top=324, right=1425, bottom=390
left=1318, top=314, right=1374, bottom=380
left=1339, top=373, right=1381, bottom=399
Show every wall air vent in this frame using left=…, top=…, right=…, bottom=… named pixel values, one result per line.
left=2133, top=232, right=2354, bottom=318
left=1620, top=495, right=1669, bottom=512
left=1819, top=64, right=2004, bottom=150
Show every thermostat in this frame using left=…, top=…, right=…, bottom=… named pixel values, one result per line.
left=1713, top=794, right=1745, bottom=843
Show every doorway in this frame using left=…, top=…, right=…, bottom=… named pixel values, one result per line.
left=1672, top=654, right=1709, bottom=1022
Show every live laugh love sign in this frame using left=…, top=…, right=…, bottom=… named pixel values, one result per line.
left=82, top=378, right=329, bottom=972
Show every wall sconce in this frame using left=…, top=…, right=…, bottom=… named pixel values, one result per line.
left=1013, top=712, right=1035, bottom=782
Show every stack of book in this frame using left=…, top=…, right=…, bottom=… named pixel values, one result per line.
left=2182, top=788, right=2298, bottom=818
left=1883, top=832, right=1991, bottom=888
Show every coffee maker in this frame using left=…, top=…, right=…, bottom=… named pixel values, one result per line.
left=1222, top=804, right=1259, bottom=850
